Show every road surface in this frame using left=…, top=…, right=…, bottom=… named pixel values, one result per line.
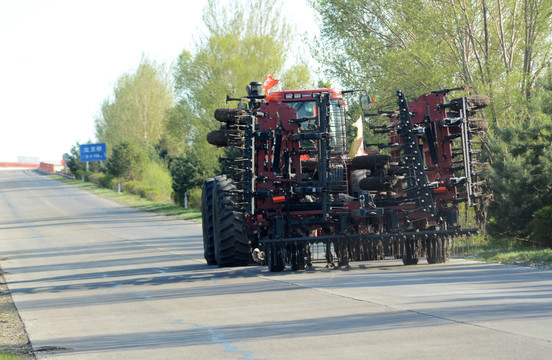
left=1, top=169, right=552, bottom=359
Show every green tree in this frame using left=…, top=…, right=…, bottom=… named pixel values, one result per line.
left=534, top=64, right=552, bottom=115
left=482, top=118, right=552, bottom=240
left=482, top=66, right=552, bottom=244
left=95, top=56, right=174, bottom=150
left=105, top=140, right=147, bottom=180
left=531, top=206, right=552, bottom=247
left=169, top=148, right=207, bottom=201
left=311, top=0, right=552, bottom=120
left=170, top=0, right=312, bottom=173
left=66, top=142, right=84, bottom=174
left=313, top=0, right=552, bottom=246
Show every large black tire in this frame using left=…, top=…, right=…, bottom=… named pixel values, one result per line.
left=201, top=178, right=217, bottom=265
left=267, top=244, right=285, bottom=272
left=212, top=176, right=251, bottom=267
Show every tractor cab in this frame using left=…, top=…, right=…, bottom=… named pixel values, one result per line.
left=267, top=88, right=348, bottom=154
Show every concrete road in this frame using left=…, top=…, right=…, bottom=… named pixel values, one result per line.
left=1, top=169, right=552, bottom=359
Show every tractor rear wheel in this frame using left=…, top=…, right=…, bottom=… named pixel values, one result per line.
left=201, top=178, right=216, bottom=265
left=212, top=176, right=251, bottom=267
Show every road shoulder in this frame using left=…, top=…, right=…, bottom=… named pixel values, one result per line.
left=0, top=266, right=35, bottom=359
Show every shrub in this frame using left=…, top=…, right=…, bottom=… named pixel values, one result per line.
left=531, top=206, right=552, bottom=247
left=98, top=174, right=116, bottom=189
left=123, top=180, right=138, bottom=194
left=106, top=140, right=147, bottom=180
left=107, top=177, right=120, bottom=191
left=75, top=170, right=93, bottom=181
left=87, top=173, right=116, bottom=189
left=142, top=161, right=172, bottom=202
left=122, top=180, right=150, bottom=199
left=88, top=173, right=103, bottom=185
left=88, top=174, right=98, bottom=184
left=187, top=187, right=202, bottom=210
left=145, top=188, right=160, bottom=202
left=172, top=191, right=184, bottom=206
left=122, top=180, right=136, bottom=194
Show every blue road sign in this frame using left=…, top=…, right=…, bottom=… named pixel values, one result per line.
left=80, top=143, right=107, bottom=162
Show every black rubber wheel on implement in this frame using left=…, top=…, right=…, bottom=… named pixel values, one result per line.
left=351, top=154, right=390, bottom=170
left=469, top=119, right=489, bottom=132
left=402, top=236, right=419, bottom=265
left=201, top=178, right=217, bottom=265
left=466, top=95, right=490, bottom=110
left=425, top=237, right=435, bottom=264
left=426, top=236, right=445, bottom=264
left=449, top=95, right=490, bottom=111
left=214, top=108, right=247, bottom=122
left=267, top=244, right=285, bottom=272
left=359, top=176, right=387, bottom=191
left=212, top=176, right=251, bottom=267
left=207, top=130, right=228, bottom=146
left=289, top=242, right=307, bottom=271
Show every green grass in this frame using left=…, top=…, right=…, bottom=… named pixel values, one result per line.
left=453, top=236, right=552, bottom=269
left=48, top=175, right=201, bottom=222
left=0, top=352, right=23, bottom=360
left=452, top=204, right=552, bottom=269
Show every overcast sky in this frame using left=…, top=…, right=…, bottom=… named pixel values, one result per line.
left=0, top=0, right=316, bottom=162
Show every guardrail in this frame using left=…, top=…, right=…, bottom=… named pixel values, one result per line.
left=56, top=171, right=75, bottom=180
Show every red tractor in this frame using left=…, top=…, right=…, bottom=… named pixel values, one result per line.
left=202, top=82, right=488, bottom=271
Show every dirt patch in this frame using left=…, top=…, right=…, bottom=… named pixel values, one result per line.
left=0, top=268, right=35, bottom=359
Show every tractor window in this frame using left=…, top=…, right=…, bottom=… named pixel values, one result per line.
left=284, top=99, right=347, bottom=153
left=286, top=101, right=316, bottom=118
left=285, top=101, right=316, bottom=130
left=285, top=101, right=317, bottom=149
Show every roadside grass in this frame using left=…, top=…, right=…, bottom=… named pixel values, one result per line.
left=453, top=204, right=551, bottom=269
left=0, top=353, right=23, bottom=360
left=454, top=235, right=552, bottom=270
left=47, top=175, right=201, bottom=222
